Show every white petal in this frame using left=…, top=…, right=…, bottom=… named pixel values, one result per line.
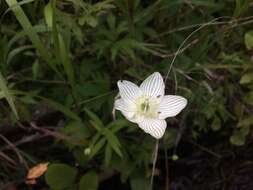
left=138, top=118, right=167, bottom=139
left=140, top=72, right=165, bottom=99
left=117, top=80, right=142, bottom=104
left=115, top=98, right=143, bottom=123
left=115, top=98, right=135, bottom=119
left=114, top=98, right=135, bottom=112
left=158, top=95, right=187, bottom=119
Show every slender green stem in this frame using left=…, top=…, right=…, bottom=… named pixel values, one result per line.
left=150, top=139, right=159, bottom=190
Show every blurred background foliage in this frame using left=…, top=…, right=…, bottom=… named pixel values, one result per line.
left=0, top=0, right=253, bottom=189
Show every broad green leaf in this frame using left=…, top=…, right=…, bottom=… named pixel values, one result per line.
left=243, top=91, right=253, bottom=105
left=237, top=116, right=253, bottom=127
left=87, top=16, right=98, bottom=28
left=211, top=116, right=221, bottom=131
left=0, top=91, right=5, bottom=99
left=240, top=125, right=250, bottom=136
left=244, top=31, right=253, bottom=50
left=45, top=163, right=77, bottom=189
left=79, top=171, right=99, bottom=190
left=240, top=72, right=253, bottom=84
left=130, top=176, right=149, bottom=190
left=230, top=131, right=245, bottom=146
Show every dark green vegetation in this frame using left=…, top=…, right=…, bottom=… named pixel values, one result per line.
left=1, top=0, right=253, bottom=189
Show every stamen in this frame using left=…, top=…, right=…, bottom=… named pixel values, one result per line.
left=141, top=99, right=150, bottom=113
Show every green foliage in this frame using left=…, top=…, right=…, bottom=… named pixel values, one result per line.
left=0, top=71, right=19, bottom=119
left=45, top=163, right=78, bottom=189
left=1, top=0, right=253, bottom=189
left=244, top=31, right=253, bottom=50
left=130, top=176, right=149, bottom=190
left=79, top=171, right=99, bottom=190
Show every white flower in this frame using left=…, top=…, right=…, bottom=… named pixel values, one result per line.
left=114, top=72, right=187, bottom=139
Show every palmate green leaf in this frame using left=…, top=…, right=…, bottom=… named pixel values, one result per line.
left=89, top=137, right=106, bottom=159
left=107, top=119, right=128, bottom=133
left=84, top=108, right=104, bottom=128
left=45, top=163, right=77, bottom=190
left=79, top=171, right=99, bottom=190
left=83, top=16, right=98, bottom=28
left=104, top=143, right=112, bottom=167
left=104, top=128, right=123, bottom=157
left=111, top=45, right=119, bottom=62
left=94, top=0, right=115, bottom=11
left=90, top=120, right=103, bottom=132
left=0, top=72, right=19, bottom=119
left=42, top=97, right=81, bottom=121
left=90, top=133, right=101, bottom=147
left=107, top=13, right=116, bottom=30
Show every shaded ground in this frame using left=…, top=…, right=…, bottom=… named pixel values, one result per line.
left=164, top=134, right=253, bottom=190
left=1, top=118, right=253, bottom=190
left=95, top=132, right=253, bottom=190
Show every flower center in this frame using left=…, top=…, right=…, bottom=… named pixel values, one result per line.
left=136, top=96, right=159, bottom=118
left=141, top=99, right=150, bottom=112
